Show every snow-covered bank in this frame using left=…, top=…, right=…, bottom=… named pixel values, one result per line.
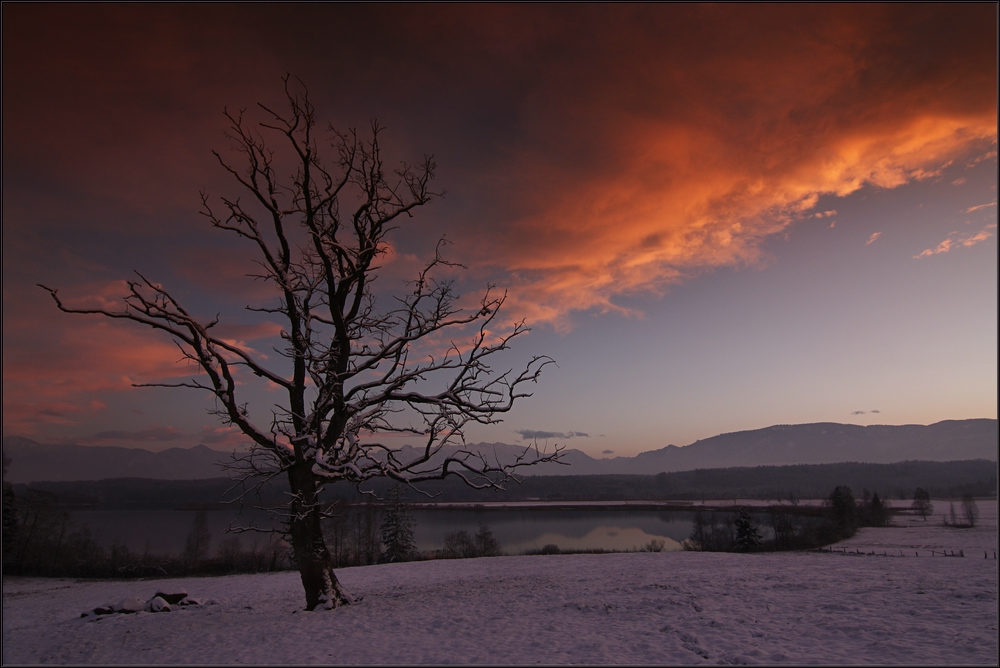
left=3, top=502, right=996, bottom=665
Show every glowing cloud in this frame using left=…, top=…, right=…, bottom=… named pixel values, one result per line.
left=965, top=202, right=996, bottom=213
left=516, top=430, right=589, bottom=441
left=914, top=224, right=996, bottom=258
left=456, top=6, right=998, bottom=328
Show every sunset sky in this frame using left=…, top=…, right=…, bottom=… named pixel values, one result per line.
left=3, top=5, right=996, bottom=459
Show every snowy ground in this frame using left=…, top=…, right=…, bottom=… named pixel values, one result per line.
left=3, top=501, right=997, bottom=665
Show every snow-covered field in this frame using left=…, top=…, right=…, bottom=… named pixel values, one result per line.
left=3, top=501, right=997, bottom=665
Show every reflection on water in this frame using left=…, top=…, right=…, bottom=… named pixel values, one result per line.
left=69, top=507, right=700, bottom=556
left=510, top=526, right=683, bottom=553
left=410, top=509, right=694, bottom=553
left=70, top=507, right=276, bottom=556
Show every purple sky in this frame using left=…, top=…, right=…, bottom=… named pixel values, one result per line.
left=3, top=5, right=996, bottom=457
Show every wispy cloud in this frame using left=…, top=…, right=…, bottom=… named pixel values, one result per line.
left=516, top=430, right=589, bottom=441
left=966, top=149, right=998, bottom=168
left=965, top=202, right=996, bottom=213
left=196, top=425, right=250, bottom=449
left=914, top=223, right=996, bottom=258
left=866, top=232, right=882, bottom=245
left=77, top=426, right=186, bottom=445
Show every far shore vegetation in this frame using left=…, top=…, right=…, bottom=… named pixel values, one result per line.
left=3, top=458, right=994, bottom=579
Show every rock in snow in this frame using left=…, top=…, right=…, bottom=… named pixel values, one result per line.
left=111, top=597, right=145, bottom=614
left=82, top=591, right=198, bottom=617
left=145, top=596, right=170, bottom=613
left=153, top=591, right=188, bottom=605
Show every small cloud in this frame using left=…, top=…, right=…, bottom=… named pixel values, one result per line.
left=828, top=221, right=836, bottom=229
left=517, top=430, right=561, bottom=440
left=516, top=429, right=589, bottom=441
left=197, top=425, right=248, bottom=448
left=602, top=449, right=615, bottom=455
left=914, top=224, right=995, bottom=258
left=951, top=177, right=967, bottom=186
left=966, top=150, right=998, bottom=168
left=866, top=232, right=881, bottom=245
left=82, top=426, right=186, bottom=443
left=870, top=409, right=881, bottom=414
left=852, top=410, right=867, bottom=415
left=813, top=210, right=837, bottom=219
left=965, top=202, right=996, bottom=213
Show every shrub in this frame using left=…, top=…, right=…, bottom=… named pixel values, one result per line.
left=961, top=494, right=979, bottom=527
left=443, top=530, right=478, bottom=559
left=644, top=539, right=666, bottom=552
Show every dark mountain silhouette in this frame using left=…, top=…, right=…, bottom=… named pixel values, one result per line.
left=559, top=419, right=999, bottom=475
left=2, top=419, right=995, bottom=483
left=1, top=437, right=232, bottom=483
left=451, top=419, right=997, bottom=475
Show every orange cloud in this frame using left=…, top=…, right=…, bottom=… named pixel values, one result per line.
left=487, top=113, right=994, bottom=328
left=74, top=426, right=187, bottom=445
left=2, top=282, right=208, bottom=434
left=914, top=224, right=997, bottom=258
left=966, top=202, right=996, bottom=213
left=439, top=6, right=999, bottom=329
left=2, top=4, right=996, bottom=429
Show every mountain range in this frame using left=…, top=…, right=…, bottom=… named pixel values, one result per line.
left=2, top=419, right=996, bottom=484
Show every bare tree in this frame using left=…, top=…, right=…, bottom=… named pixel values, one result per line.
left=961, top=494, right=979, bottom=528
left=40, top=77, right=561, bottom=610
left=912, top=487, right=933, bottom=521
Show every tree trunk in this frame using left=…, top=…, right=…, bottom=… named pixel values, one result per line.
left=287, top=463, right=353, bottom=610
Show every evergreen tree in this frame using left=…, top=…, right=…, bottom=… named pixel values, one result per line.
left=2, top=452, right=18, bottom=563
left=183, top=508, right=212, bottom=566
left=474, top=524, right=501, bottom=556
left=733, top=510, right=763, bottom=552
left=380, top=484, right=416, bottom=563
left=868, top=492, right=887, bottom=527
left=827, top=485, right=858, bottom=537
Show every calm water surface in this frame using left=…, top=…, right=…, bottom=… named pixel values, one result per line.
left=70, top=506, right=702, bottom=555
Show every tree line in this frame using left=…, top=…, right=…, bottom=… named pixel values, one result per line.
left=686, top=486, right=891, bottom=552
left=11, top=459, right=993, bottom=509
left=1, top=480, right=506, bottom=577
